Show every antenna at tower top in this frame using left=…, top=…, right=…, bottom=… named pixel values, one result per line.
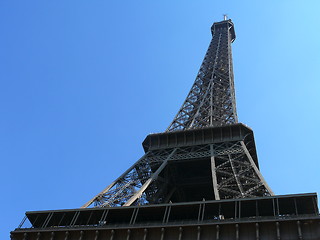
left=223, top=14, right=228, bottom=20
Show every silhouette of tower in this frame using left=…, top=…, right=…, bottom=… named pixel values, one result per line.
left=11, top=18, right=320, bottom=240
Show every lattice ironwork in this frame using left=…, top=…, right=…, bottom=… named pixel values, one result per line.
left=167, top=20, right=237, bottom=132
left=82, top=137, right=273, bottom=208
left=211, top=141, right=271, bottom=199
left=82, top=18, right=273, bottom=208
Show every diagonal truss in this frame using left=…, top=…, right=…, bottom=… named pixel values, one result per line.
left=82, top=135, right=273, bottom=208
left=167, top=20, right=238, bottom=132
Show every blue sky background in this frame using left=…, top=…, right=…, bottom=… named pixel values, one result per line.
left=1, top=1, right=320, bottom=239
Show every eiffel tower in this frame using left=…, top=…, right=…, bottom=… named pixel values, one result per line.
left=82, top=17, right=273, bottom=208
left=11, top=18, right=320, bottom=240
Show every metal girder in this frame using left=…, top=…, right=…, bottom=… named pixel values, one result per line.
left=123, top=149, right=177, bottom=206
left=83, top=138, right=273, bottom=207
left=210, top=145, right=220, bottom=200
left=213, top=141, right=273, bottom=199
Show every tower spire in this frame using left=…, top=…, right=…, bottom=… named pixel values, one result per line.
left=223, top=14, right=228, bottom=20
left=167, top=19, right=237, bottom=132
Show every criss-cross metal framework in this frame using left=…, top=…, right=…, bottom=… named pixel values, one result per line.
left=82, top=19, right=273, bottom=208
left=167, top=20, right=237, bottom=131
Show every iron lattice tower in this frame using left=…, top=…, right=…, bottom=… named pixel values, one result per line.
left=12, top=18, right=320, bottom=240
left=167, top=20, right=237, bottom=131
left=82, top=19, right=273, bottom=208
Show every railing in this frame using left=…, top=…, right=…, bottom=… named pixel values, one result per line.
left=15, top=193, right=319, bottom=230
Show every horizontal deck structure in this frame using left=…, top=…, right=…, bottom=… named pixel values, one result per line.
left=11, top=193, right=320, bottom=239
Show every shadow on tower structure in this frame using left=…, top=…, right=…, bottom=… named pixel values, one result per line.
left=11, top=18, right=320, bottom=240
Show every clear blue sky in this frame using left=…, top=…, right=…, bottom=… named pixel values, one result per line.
left=1, top=1, right=320, bottom=239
